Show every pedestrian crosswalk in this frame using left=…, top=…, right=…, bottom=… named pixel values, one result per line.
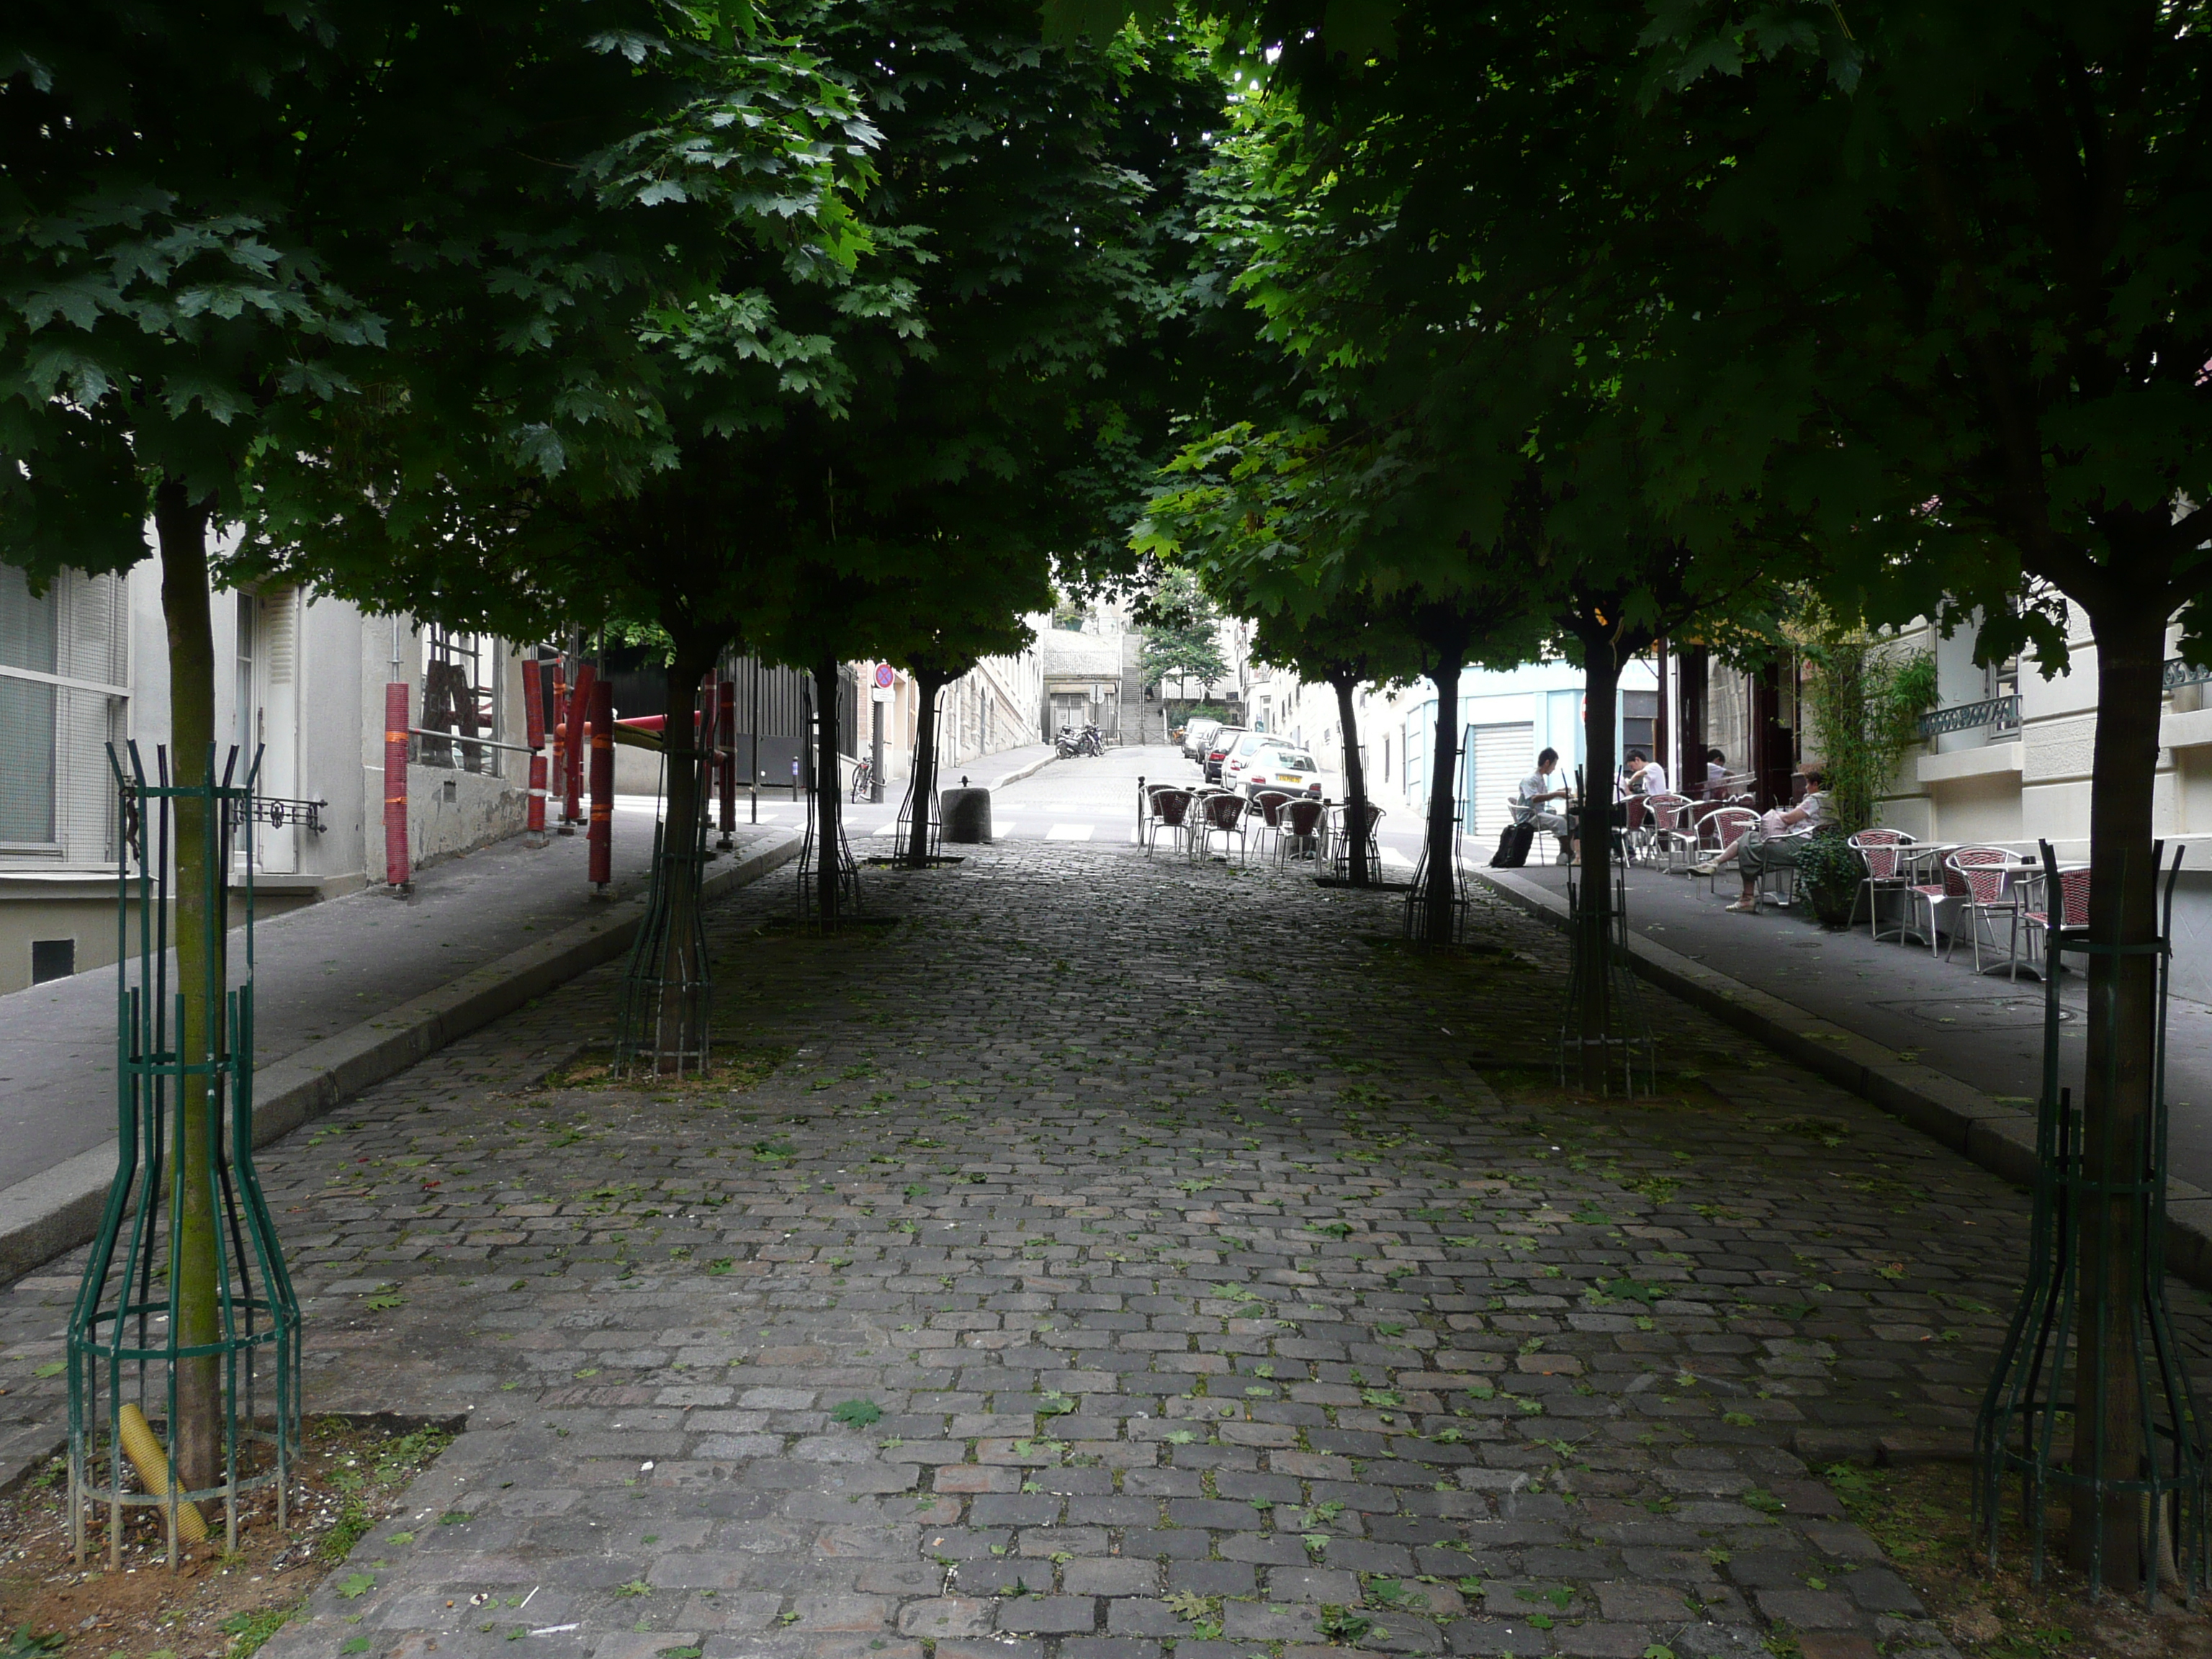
left=1045, top=823, right=1092, bottom=841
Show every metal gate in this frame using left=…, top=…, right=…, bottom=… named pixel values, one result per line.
left=1465, top=721, right=1535, bottom=842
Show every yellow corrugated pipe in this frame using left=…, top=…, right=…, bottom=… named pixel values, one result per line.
left=117, top=1403, right=208, bottom=1541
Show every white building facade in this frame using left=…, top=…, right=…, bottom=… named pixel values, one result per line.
left=1, top=549, right=529, bottom=995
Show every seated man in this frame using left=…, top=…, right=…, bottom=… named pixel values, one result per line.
left=1690, top=765, right=1833, bottom=914
left=1619, top=747, right=1670, bottom=837
left=1514, top=749, right=1577, bottom=861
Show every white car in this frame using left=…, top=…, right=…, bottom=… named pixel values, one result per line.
left=1231, top=742, right=1324, bottom=799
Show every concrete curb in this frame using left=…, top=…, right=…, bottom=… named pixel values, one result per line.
left=985, top=753, right=1057, bottom=790
left=1475, top=866, right=2212, bottom=1294
left=0, top=830, right=802, bottom=1286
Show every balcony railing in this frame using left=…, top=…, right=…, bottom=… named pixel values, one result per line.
left=1919, top=694, right=2021, bottom=739
left=2167, top=657, right=2212, bottom=691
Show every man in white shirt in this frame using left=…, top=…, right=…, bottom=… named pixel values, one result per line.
left=1620, top=749, right=1668, bottom=837
left=1514, top=748, right=1576, bottom=861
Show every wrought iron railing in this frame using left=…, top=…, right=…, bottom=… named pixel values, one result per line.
left=2167, top=657, right=2212, bottom=691
left=251, top=796, right=327, bottom=834
left=1919, top=693, right=2021, bottom=739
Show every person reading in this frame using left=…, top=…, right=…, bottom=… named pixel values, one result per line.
left=1514, top=748, right=1577, bottom=861
left=1619, top=748, right=1668, bottom=835
left=1690, top=765, right=1834, bottom=914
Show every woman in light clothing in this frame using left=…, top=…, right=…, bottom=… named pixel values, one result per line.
left=1690, top=765, right=1833, bottom=914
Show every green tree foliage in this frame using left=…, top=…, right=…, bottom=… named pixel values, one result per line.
left=1631, top=4, right=2212, bottom=1574
left=1139, top=569, right=1231, bottom=693
left=1, top=0, right=858, bottom=1474
left=1800, top=620, right=1936, bottom=837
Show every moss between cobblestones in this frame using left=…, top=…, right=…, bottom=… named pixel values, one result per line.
left=1819, top=1459, right=2212, bottom=1659
left=9, top=843, right=2212, bottom=1659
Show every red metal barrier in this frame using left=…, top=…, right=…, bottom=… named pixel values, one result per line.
left=588, top=677, right=613, bottom=892
left=550, top=663, right=570, bottom=834
left=521, top=659, right=547, bottom=837
left=718, top=680, right=736, bottom=838
left=383, top=681, right=410, bottom=891
left=566, top=662, right=595, bottom=829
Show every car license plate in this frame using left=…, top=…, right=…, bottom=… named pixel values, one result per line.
left=1277, top=775, right=1300, bottom=782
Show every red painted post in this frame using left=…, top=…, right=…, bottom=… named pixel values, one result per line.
left=717, top=679, right=736, bottom=844
left=566, top=662, right=595, bottom=830
left=550, top=663, right=571, bottom=835
left=521, top=658, right=547, bottom=839
left=383, top=681, right=411, bottom=892
left=588, top=677, right=613, bottom=894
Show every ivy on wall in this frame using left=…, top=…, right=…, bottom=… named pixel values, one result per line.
left=1802, top=620, right=1939, bottom=834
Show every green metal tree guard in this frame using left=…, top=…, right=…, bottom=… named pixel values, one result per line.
left=68, top=743, right=302, bottom=1568
left=614, top=739, right=714, bottom=1076
left=1976, top=840, right=2208, bottom=1604
left=1556, top=778, right=1654, bottom=1097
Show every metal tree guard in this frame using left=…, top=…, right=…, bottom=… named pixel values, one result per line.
left=69, top=743, right=301, bottom=1568
left=1976, top=840, right=2208, bottom=1604
left=1556, top=775, right=1655, bottom=1095
left=1402, top=744, right=1470, bottom=942
left=613, top=731, right=714, bottom=1076
left=796, top=688, right=860, bottom=922
left=889, top=698, right=947, bottom=867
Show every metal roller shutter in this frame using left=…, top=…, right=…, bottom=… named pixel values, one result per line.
left=1466, top=721, right=1535, bottom=842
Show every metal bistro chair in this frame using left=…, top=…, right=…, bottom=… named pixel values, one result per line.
left=1845, top=828, right=1917, bottom=941
left=1893, top=844, right=1961, bottom=954
left=1640, top=792, right=1694, bottom=871
left=1698, top=806, right=1759, bottom=897
left=2016, top=863, right=2092, bottom=983
left=1943, top=845, right=2021, bottom=974
left=1143, top=788, right=1194, bottom=858
left=1328, top=801, right=1385, bottom=879
left=1277, top=796, right=1327, bottom=866
left=1250, top=789, right=1296, bottom=862
left=1192, top=790, right=1251, bottom=863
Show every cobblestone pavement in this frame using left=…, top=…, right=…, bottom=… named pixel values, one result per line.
left=8, top=842, right=2212, bottom=1659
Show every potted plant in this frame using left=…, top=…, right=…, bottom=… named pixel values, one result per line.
left=1794, top=830, right=1862, bottom=931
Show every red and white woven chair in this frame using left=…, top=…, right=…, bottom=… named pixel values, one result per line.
left=2016, top=864, right=2092, bottom=983
left=1698, top=806, right=1759, bottom=896
left=1846, top=828, right=1917, bottom=940
left=1944, top=846, right=2023, bottom=974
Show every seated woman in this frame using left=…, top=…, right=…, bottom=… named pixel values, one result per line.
left=1690, top=765, right=1833, bottom=914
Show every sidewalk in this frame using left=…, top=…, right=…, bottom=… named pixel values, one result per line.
left=5, top=837, right=2193, bottom=1659
left=0, top=819, right=799, bottom=1283
left=1490, top=858, right=2212, bottom=1190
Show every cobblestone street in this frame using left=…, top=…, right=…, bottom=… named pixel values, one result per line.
left=9, top=840, right=2206, bottom=1659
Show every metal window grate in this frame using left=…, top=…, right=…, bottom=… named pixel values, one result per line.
left=419, top=627, right=498, bottom=773
left=1919, top=693, right=2022, bottom=738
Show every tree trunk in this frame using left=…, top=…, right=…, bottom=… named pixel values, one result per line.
left=1334, top=675, right=1370, bottom=888
left=1420, top=657, right=1462, bottom=943
left=1578, top=632, right=1622, bottom=1092
left=654, top=644, right=716, bottom=1073
left=814, top=657, right=842, bottom=925
left=906, top=673, right=946, bottom=868
left=2067, top=599, right=2167, bottom=1584
left=155, top=477, right=223, bottom=1494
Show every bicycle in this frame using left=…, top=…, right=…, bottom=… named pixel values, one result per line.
left=849, top=757, right=874, bottom=801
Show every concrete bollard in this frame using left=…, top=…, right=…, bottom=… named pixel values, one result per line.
left=940, top=787, right=993, bottom=844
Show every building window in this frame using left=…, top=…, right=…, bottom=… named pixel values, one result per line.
left=1, top=567, right=58, bottom=845
left=419, top=626, right=500, bottom=773
left=1621, top=690, right=1658, bottom=760
left=32, top=938, right=75, bottom=984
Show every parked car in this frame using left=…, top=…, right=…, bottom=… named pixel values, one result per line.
left=1201, top=725, right=1249, bottom=782
left=1239, top=746, right=1324, bottom=800
left=1181, top=717, right=1223, bottom=762
left=1218, top=731, right=1292, bottom=791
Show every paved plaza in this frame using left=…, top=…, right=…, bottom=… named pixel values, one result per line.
left=8, top=812, right=2206, bottom=1659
